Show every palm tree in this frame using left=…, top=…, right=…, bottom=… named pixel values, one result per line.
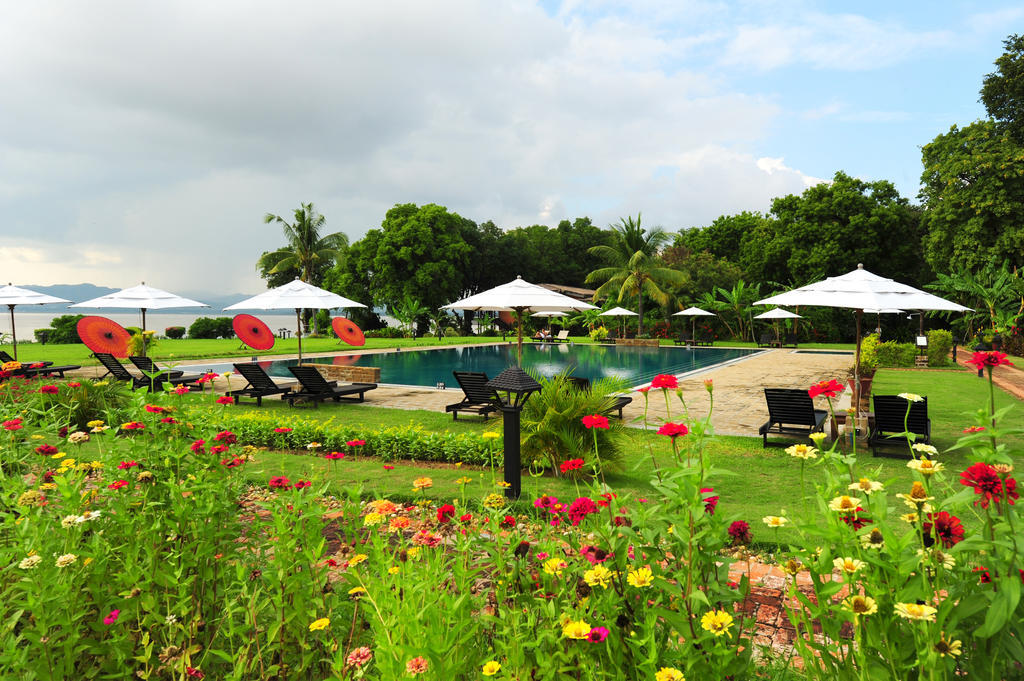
left=586, top=214, right=685, bottom=335
left=715, top=280, right=761, bottom=342
left=258, top=202, right=348, bottom=332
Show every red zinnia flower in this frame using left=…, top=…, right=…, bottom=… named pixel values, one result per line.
left=324, top=451, right=345, bottom=460
left=924, top=511, right=965, bottom=548
left=160, top=416, right=178, bottom=424
left=701, top=487, right=718, bottom=515
left=67, top=381, right=81, bottom=388
left=808, top=379, right=845, bottom=399
left=186, top=668, right=205, bottom=679
left=121, top=422, right=145, bottom=430
left=3, top=418, right=24, bottom=431
left=173, top=385, right=190, bottom=396
left=118, top=461, right=140, bottom=469
left=974, top=566, right=992, bottom=584
left=560, top=458, right=584, bottom=473
left=213, top=430, right=236, bottom=444
left=209, top=444, right=229, bottom=455
left=636, top=386, right=651, bottom=393
left=657, top=422, right=689, bottom=439
left=268, top=476, right=292, bottom=489
left=963, top=426, right=986, bottom=434
left=966, top=351, right=1014, bottom=370
left=190, top=439, right=206, bottom=453
left=108, top=480, right=129, bottom=490
left=840, top=507, right=872, bottom=530
left=215, top=396, right=233, bottom=405
left=35, top=444, right=58, bottom=456
left=961, top=462, right=1018, bottom=509
left=293, top=480, right=312, bottom=489
left=728, top=520, right=751, bottom=545
left=383, top=465, right=394, bottom=470
left=566, top=497, right=599, bottom=526
left=346, top=439, right=366, bottom=447
left=436, top=504, right=456, bottom=523
left=144, top=404, right=167, bottom=413
left=221, top=457, right=244, bottom=468
left=39, top=385, right=59, bottom=394
left=581, top=414, right=609, bottom=430
left=499, top=515, right=516, bottom=529
left=459, top=513, right=473, bottom=523
left=650, top=374, right=678, bottom=389
left=273, top=427, right=292, bottom=433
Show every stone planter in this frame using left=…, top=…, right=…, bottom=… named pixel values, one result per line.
left=614, top=338, right=661, bottom=347
left=301, top=363, right=381, bottom=383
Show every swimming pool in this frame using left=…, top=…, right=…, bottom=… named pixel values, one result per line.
left=193, top=343, right=762, bottom=388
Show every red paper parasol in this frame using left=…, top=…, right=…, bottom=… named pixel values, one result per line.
left=77, top=316, right=131, bottom=358
left=331, top=354, right=359, bottom=366
left=332, top=317, right=365, bottom=346
left=232, top=314, right=275, bottom=351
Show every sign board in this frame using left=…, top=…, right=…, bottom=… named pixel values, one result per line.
left=916, top=336, right=928, bottom=347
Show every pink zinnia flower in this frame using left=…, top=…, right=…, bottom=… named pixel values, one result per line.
left=406, top=656, right=429, bottom=674
left=324, top=451, right=345, bottom=460
left=346, top=439, right=366, bottom=447
left=268, top=476, right=292, bottom=489
left=190, top=439, right=205, bottom=453
left=108, top=480, right=129, bottom=490
left=650, top=374, right=678, bottom=389
left=581, top=414, right=609, bottom=430
left=588, top=626, right=609, bottom=642
left=103, top=609, right=120, bottom=625
left=117, top=461, right=139, bottom=470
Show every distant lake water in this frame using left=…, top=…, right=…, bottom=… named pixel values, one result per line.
left=8, top=312, right=301, bottom=339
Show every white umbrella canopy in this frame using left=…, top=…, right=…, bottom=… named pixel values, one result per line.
left=673, top=306, right=717, bottom=339
left=530, top=311, right=568, bottom=318
left=753, top=308, right=802, bottom=320
left=0, top=284, right=71, bottom=361
left=755, top=264, right=971, bottom=410
left=225, top=279, right=366, bottom=363
left=443, top=276, right=597, bottom=364
left=71, top=283, right=208, bottom=357
left=599, top=306, right=638, bottom=337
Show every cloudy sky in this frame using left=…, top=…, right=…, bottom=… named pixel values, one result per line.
left=1, top=0, right=1019, bottom=296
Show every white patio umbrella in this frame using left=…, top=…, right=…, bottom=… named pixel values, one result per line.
left=672, top=306, right=716, bottom=339
left=0, top=284, right=71, bottom=361
left=753, top=308, right=802, bottom=344
left=225, top=278, right=366, bottom=364
left=754, top=264, right=970, bottom=409
left=598, top=306, right=638, bottom=338
left=443, top=276, right=597, bottom=364
left=71, top=283, right=208, bottom=356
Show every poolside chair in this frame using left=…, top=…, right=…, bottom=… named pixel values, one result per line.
left=567, top=376, right=633, bottom=420
left=551, top=330, right=571, bottom=343
left=227, top=363, right=292, bottom=406
left=694, top=330, right=714, bottom=346
left=781, top=333, right=799, bottom=348
left=757, top=333, right=778, bottom=348
left=868, top=395, right=931, bottom=457
left=673, top=332, right=692, bottom=346
left=129, top=355, right=200, bottom=383
left=94, top=352, right=197, bottom=392
left=445, top=371, right=502, bottom=420
left=0, top=350, right=80, bottom=378
left=286, top=365, right=376, bottom=407
left=758, top=388, right=828, bottom=447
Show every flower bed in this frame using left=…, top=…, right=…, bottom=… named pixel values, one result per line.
left=0, top=355, right=1021, bottom=679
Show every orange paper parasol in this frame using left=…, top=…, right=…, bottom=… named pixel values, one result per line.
left=232, top=314, right=275, bottom=351
left=332, top=317, right=365, bottom=346
left=77, top=316, right=131, bottom=357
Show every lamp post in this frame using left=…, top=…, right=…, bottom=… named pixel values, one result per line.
left=486, top=367, right=543, bottom=500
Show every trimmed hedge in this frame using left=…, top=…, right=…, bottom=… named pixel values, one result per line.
left=165, top=326, right=186, bottom=339
left=926, top=329, right=953, bottom=367
left=187, top=409, right=503, bottom=466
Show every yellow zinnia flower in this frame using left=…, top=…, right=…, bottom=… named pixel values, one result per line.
left=896, top=481, right=934, bottom=508
left=482, top=660, right=501, bottom=676
left=627, top=566, right=654, bottom=588
left=562, top=620, right=591, bottom=640
left=828, top=495, right=862, bottom=512
left=762, top=515, right=788, bottom=528
left=543, top=558, right=567, bottom=576
left=833, top=557, right=865, bottom=574
left=655, top=668, right=685, bottom=681
left=785, top=444, right=818, bottom=459
left=849, top=478, right=882, bottom=493
left=842, top=594, right=878, bottom=617
left=584, top=564, right=614, bottom=588
left=934, top=632, right=962, bottom=657
left=308, top=617, right=330, bottom=631
left=907, top=458, right=943, bottom=476
left=894, top=602, right=937, bottom=621
left=700, top=609, right=734, bottom=637
left=347, top=554, right=368, bottom=568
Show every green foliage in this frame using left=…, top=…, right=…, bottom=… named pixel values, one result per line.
left=258, top=202, right=348, bottom=287
left=981, top=33, right=1024, bottom=143
left=927, top=329, right=954, bottom=367
left=188, top=317, right=235, bottom=339
left=927, top=261, right=1024, bottom=338
left=919, top=121, right=1024, bottom=274
left=589, top=326, right=609, bottom=341
left=127, top=331, right=156, bottom=357
left=364, top=327, right=406, bottom=339
left=164, top=326, right=186, bottom=339
left=519, top=371, right=629, bottom=472
left=859, top=333, right=881, bottom=372
left=17, top=379, right=133, bottom=431
left=860, top=333, right=916, bottom=368
left=39, top=314, right=84, bottom=344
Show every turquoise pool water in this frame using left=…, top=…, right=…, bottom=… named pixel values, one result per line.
left=196, top=344, right=761, bottom=388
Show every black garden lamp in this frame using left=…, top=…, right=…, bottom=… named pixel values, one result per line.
left=486, top=367, right=543, bottom=500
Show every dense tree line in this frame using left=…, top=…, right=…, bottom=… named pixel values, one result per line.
left=257, top=34, right=1024, bottom=344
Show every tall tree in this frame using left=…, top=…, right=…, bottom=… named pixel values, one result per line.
left=981, top=34, right=1024, bottom=143
left=258, top=202, right=348, bottom=332
left=919, top=121, right=1024, bottom=273
left=586, top=214, right=686, bottom=335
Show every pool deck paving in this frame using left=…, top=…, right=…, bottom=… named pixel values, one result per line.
left=67, top=344, right=855, bottom=438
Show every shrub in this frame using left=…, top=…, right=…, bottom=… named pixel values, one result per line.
left=188, top=316, right=235, bottom=339
left=927, top=329, right=954, bottom=366
left=873, top=340, right=917, bottom=367
left=40, top=314, right=85, bottom=344
left=32, top=329, right=50, bottom=344
left=165, top=326, right=186, bottom=339
left=127, top=331, right=156, bottom=357
left=480, top=327, right=499, bottom=337
left=11, top=377, right=133, bottom=431
left=859, top=333, right=880, bottom=372
left=444, top=327, right=459, bottom=337
left=589, top=326, right=609, bottom=342
left=365, top=327, right=405, bottom=339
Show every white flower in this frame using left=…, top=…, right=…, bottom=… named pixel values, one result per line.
left=762, top=515, right=789, bottom=527
left=19, top=555, right=42, bottom=569
left=898, top=393, right=924, bottom=402
left=165, top=614, right=178, bottom=625
left=61, top=515, right=79, bottom=529
left=912, top=443, right=939, bottom=456
left=55, top=553, right=77, bottom=568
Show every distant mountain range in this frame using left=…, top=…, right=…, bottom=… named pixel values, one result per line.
left=21, top=283, right=254, bottom=314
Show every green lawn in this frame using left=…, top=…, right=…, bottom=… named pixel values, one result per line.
left=188, top=367, right=1022, bottom=544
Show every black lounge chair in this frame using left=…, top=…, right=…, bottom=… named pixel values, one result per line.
left=129, top=355, right=199, bottom=383
left=758, top=388, right=828, bottom=447
left=445, top=371, right=502, bottom=420
left=95, top=352, right=197, bottom=392
left=673, top=333, right=693, bottom=346
left=0, top=350, right=80, bottom=378
left=757, top=333, right=778, bottom=348
left=868, top=395, right=931, bottom=457
left=567, top=376, right=632, bottom=420
left=286, top=365, right=376, bottom=407
left=781, top=333, right=799, bottom=348
left=227, top=363, right=292, bottom=406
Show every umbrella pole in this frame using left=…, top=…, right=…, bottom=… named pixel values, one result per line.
left=8, top=304, right=16, bottom=361
left=516, top=309, right=523, bottom=366
left=141, top=308, right=147, bottom=357
left=296, top=308, right=303, bottom=365
left=854, top=309, right=863, bottom=421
